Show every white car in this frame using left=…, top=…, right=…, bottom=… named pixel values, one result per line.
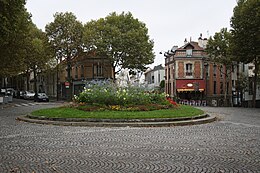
left=35, top=93, right=49, bottom=102
left=24, top=91, right=35, bottom=100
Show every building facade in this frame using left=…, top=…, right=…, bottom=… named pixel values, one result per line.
left=144, top=64, right=165, bottom=91
left=165, top=37, right=232, bottom=106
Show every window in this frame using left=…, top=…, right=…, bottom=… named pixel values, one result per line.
left=232, top=80, right=235, bottom=88
left=81, top=65, right=84, bottom=78
left=94, top=64, right=102, bottom=77
left=151, top=76, right=154, bottom=83
left=249, top=77, right=253, bottom=95
left=220, top=82, right=223, bottom=94
left=248, top=66, right=254, bottom=70
left=220, top=65, right=223, bottom=78
left=186, top=63, right=193, bottom=76
left=186, top=49, right=192, bottom=57
left=205, top=64, right=209, bottom=77
left=226, top=82, right=229, bottom=94
left=158, top=73, right=160, bottom=82
left=213, top=65, right=217, bottom=77
left=168, top=67, right=171, bottom=79
left=75, top=66, right=78, bottom=79
left=214, top=81, right=217, bottom=94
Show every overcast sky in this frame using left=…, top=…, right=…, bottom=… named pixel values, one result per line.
left=25, top=0, right=237, bottom=68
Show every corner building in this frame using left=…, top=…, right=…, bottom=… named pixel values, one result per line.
left=165, top=37, right=232, bottom=106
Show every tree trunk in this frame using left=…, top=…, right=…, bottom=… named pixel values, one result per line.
left=252, top=57, right=258, bottom=108
left=66, top=56, right=72, bottom=101
left=33, top=67, right=38, bottom=102
left=26, top=70, right=30, bottom=91
left=56, top=59, right=59, bottom=101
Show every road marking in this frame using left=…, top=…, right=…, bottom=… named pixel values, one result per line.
left=14, top=104, right=22, bottom=107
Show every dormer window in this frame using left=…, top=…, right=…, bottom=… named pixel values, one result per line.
left=186, top=49, right=192, bottom=57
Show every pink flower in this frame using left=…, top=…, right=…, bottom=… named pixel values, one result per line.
left=166, top=98, right=177, bottom=106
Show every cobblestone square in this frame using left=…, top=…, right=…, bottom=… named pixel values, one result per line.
left=0, top=104, right=259, bottom=172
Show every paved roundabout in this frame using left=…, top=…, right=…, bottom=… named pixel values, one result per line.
left=0, top=104, right=259, bottom=172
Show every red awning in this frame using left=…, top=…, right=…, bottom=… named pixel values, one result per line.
left=176, top=79, right=205, bottom=91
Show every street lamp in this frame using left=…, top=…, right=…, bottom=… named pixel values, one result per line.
left=204, top=62, right=209, bottom=101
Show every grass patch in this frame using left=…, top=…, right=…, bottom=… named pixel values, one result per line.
left=31, top=105, right=204, bottom=119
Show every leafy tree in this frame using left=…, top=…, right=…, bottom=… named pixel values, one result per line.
left=23, top=23, right=53, bottom=97
left=230, top=0, right=260, bottom=107
left=159, top=80, right=165, bottom=93
left=45, top=12, right=84, bottom=100
left=0, top=0, right=31, bottom=78
left=83, top=12, right=155, bottom=78
left=206, top=28, right=233, bottom=106
left=236, top=72, right=248, bottom=106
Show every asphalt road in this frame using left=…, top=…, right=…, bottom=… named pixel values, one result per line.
left=0, top=100, right=259, bottom=173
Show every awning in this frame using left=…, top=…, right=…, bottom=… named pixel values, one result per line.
left=176, top=79, right=205, bottom=92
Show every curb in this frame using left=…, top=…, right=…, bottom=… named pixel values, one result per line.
left=16, top=114, right=217, bottom=127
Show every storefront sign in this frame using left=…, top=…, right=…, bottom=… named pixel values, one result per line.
left=65, top=82, right=70, bottom=89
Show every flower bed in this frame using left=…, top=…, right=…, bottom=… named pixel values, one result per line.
left=73, top=81, right=178, bottom=111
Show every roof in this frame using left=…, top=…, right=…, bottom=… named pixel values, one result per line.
left=177, top=41, right=204, bottom=51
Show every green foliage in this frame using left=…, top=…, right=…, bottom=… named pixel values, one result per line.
left=206, top=28, right=233, bottom=106
left=231, top=0, right=260, bottom=107
left=206, top=28, right=232, bottom=66
left=75, top=81, right=168, bottom=107
left=230, top=0, right=260, bottom=63
left=45, top=12, right=84, bottom=61
left=159, top=80, right=165, bottom=92
left=0, top=0, right=32, bottom=77
left=25, top=24, right=52, bottom=70
left=46, top=12, right=84, bottom=100
left=83, top=12, right=155, bottom=75
left=236, top=73, right=248, bottom=91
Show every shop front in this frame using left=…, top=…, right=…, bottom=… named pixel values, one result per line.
left=176, top=79, right=206, bottom=105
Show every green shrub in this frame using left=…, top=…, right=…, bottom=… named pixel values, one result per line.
left=75, top=81, right=168, bottom=107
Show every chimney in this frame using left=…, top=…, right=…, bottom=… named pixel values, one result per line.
left=184, top=38, right=188, bottom=45
left=198, top=33, right=203, bottom=48
left=202, top=38, right=208, bottom=49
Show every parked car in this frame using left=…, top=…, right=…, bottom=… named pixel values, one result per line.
left=18, top=91, right=26, bottom=99
left=23, top=91, right=35, bottom=100
left=6, top=88, right=15, bottom=96
left=35, top=93, right=49, bottom=102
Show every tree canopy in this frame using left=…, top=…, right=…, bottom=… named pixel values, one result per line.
left=206, top=28, right=233, bottom=106
left=45, top=12, right=84, bottom=63
left=230, top=0, right=260, bottom=107
left=83, top=12, right=155, bottom=75
left=230, top=0, right=260, bottom=63
left=0, top=0, right=31, bottom=77
left=45, top=12, right=84, bottom=99
left=206, top=28, right=232, bottom=66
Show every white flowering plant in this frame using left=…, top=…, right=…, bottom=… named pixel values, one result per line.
left=75, top=80, right=170, bottom=107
